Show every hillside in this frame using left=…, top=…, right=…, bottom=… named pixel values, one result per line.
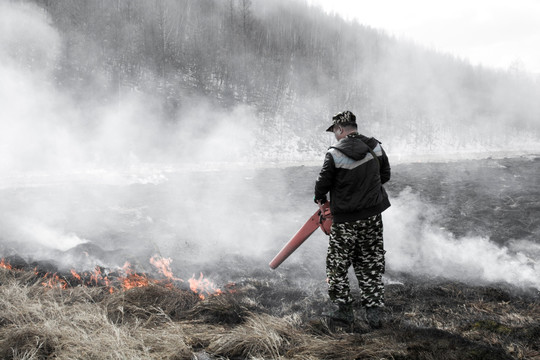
left=18, top=0, right=540, bottom=159
left=3, top=2, right=540, bottom=358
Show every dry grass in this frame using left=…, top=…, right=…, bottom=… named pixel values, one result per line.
left=206, top=313, right=300, bottom=358
left=1, top=266, right=539, bottom=360
left=186, top=292, right=255, bottom=325
left=104, top=283, right=200, bottom=324
left=0, top=269, right=193, bottom=359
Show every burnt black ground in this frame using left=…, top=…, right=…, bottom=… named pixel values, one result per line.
left=255, top=155, right=540, bottom=246
left=1, top=155, right=540, bottom=359
left=3, top=155, right=540, bottom=288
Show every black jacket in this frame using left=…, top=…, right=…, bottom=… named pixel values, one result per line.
left=314, top=133, right=391, bottom=223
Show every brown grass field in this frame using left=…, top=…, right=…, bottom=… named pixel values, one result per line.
left=1, top=156, right=539, bottom=359
left=0, top=266, right=539, bottom=359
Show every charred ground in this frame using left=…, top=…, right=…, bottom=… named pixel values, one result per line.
left=1, top=266, right=538, bottom=359
left=1, top=155, right=540, bottom=359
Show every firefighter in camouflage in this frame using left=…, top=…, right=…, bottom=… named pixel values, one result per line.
left=314, top=111, right=391, bottom=328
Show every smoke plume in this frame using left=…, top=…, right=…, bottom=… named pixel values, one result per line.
left=385, top=188, right=540, bottom=289
left=1, top=2, right=538, bottom=293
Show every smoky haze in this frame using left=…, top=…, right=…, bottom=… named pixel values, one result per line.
left=384, top=188, right=540, bottom=289
left=0, top=2, right=301, bottom=277
left=0, top=1, right=539, bottom=290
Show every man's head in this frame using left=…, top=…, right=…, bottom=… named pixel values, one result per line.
left=326, top=111, right=357, bottom=140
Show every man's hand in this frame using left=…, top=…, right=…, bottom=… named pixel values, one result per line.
left=314, top=195, right=328, bottom=205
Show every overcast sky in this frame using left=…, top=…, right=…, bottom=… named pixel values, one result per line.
left=307, top=0, right=540, bottom=75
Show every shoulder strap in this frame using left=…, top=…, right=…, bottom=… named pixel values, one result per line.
left=367, top=146, right=380, bottom=169
left=361, top=137, right=380, bottom=169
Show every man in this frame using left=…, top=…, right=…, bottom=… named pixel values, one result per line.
left=314, top=110, right=391, bottom=328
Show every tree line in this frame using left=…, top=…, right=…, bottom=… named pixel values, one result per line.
left=27, top=0, right=540, bottom=154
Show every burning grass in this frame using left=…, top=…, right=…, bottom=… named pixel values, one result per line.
left=1, top=156, right=540, bottom=359
left=1, top=265, right=539, bottom=359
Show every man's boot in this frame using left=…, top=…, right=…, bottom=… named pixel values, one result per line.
left=323, top=303, right=354, bottom=323
left=365, top=306, right=383, bottom=329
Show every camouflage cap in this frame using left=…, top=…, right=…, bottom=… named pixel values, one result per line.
left=325, top=110, right=356, bottom=132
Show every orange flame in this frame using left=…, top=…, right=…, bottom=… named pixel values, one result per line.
left=41, top=273, right=68, bottom=289
left=188, top=272, right=223, bottom=300
left=3, top=254, right=227, bottom=298
left=70, top=269, right=82, bottom=281
left=89, top=267, right=101, bottom=285
left=0, top=258, right=13, bottom=270
left=120, top=262, right=151, bottom=289
left=149, top=255, right=183, bottom=282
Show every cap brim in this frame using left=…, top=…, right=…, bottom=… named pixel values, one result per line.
left=325, top=124, right=334, bottom=132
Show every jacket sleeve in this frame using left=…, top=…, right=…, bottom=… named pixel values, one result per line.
left=314, top=152, right=335, bottom=202
left=379, top=146, right=391, bottom=184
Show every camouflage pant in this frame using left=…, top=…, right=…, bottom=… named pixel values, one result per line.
left=326, top=214, right=385, bottom=307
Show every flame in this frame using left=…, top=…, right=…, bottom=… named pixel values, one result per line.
left=120, top=262, right=151, bottom=289
left=0, top=258, right=13, bottom=270
left=188, top=272, right=223, bottom=300
left=122, top=272, right=150, bottom=289
left=90, top=266, right=111, bottom=287
left=41, top=273, right=68, bottom=289
left=2, top=255, right=227, bottom=298
left=149, top=255, right=183, bottom=282
left=68, top=262, right=155, bottom=291
left=89, top=267, right=102, bottom=285
left=70, top=269, right=82, bottom=281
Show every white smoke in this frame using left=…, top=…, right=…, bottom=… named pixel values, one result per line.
left=0, top=2, right=273, bottom=270
left=0, top=2, right=258, bottom=177
left=1, top=2, right=538, bottom=293
left=385, top=188, right=540, bottom=289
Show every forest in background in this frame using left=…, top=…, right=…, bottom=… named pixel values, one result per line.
left=23, top=0, right=540, bottom=159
